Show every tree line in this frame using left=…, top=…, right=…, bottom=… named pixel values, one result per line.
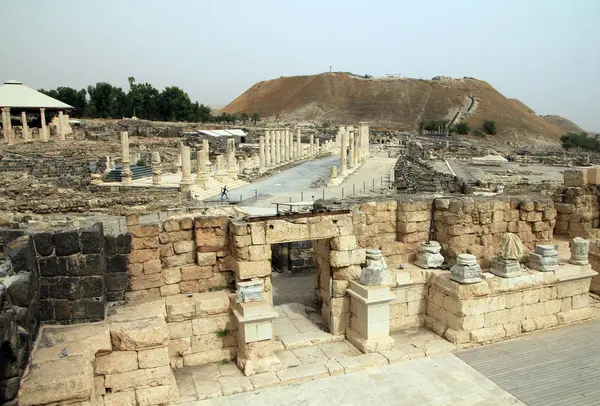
left=39, top=77, right=259, bottom=124
left=561, top=132, right=600, bottom=152
left=417, top=119, right=497, bottom=136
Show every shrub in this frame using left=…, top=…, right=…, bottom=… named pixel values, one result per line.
left=483, top=120, right=497, bottom=135
left=453, top=122, right=471, bottom=135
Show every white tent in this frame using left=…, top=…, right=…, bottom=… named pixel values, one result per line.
left=0, top=80, right=73, bottom=109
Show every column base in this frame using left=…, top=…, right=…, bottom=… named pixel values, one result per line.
left=346, top=327, right=394, bottom=353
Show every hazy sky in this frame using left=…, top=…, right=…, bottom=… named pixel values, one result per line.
left=1, top=0, right=599, bottom=130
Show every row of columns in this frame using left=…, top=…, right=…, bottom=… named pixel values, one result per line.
left=336, top=122, right=370, bottom=175
left=1, top=107, right=67, bottom=144
left=258, top=127, right=334, bottom=171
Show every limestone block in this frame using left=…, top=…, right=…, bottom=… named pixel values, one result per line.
left=558, top=279, right=590, bottom=298
left=143, top=258, right=162, bottom=274
left=130, top=273, right=164, bottom=291
left=104, top=391, right=137, bottom=406
left=195, top=291, right=231, bottom=316
left=572, top=293, right=589, bottom=309
left=95, top=351, right=138, bottom=374
left=563, top=169, right=587, bottom=187
left=126, top=288, right=161, bottom=301
left=173, top=240, right=195, bottom=254
left=265, top=220, right=309, bottom=243
left=330, top=249, right=366, bottom=267
left=136, top=380, right=179, bottom=406
left=458, top=296, right=506, bottom=316
left=19, top=355, right=93, bottom=406
left=250, top=223, right=267, bottom=245
left=168, top=337, right=191, bottom=357
left=470, top=325, right=506, bottom=343
left=197, top=252, right=217, bottom=266
left=181, top=265, right=212, bottom=280
left=330, top=235, right=358, bottom=251
left=132, top=237, right=160, bottom=250
left=248, top=244, right=272, bottom=261
left=444, top=328, right=471, bottom=344
left=160, top=283, right=180, bottom=296
left=104, top=366, right=173, bottom=393
left=456, top=314, right=484, bottom=330
left=192, top=314, right=234, bottom=336
left=162, top=251, right=195, bottom=268
left=483, top=309, right=509, bottom=327
left=163, top=267, right=182, bottom=284
left=557, top=308, right=593, bottom=324
left=110, top=317, right=169, bottom=351
left=129, top=224, right=160, bottom=238
left=138, top=347, right=170, bottom=368
left=544, top=299, right=562, bottom=314
left=503, top=322, right=522, bottom=337
left=168, top=320, right=192, bottom=339
left=163, top=220, right=180, bottom=232
left=183, top=348, right=236, bottom=367
left=128, top=249, right=159, bottom=264
left=533, top=314, right=558, bottom=330
left=234, top=260, right=271, bottom=279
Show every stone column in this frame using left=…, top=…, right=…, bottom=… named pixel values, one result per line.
left=58, top=110, right=65, bottom=140
left=309, top=134, right=314, bottom=156
left=227, top=138, right=238, bottom=180
left=270, top=131, right=276, bottom=166
left=569, top=237, right=590, bottom=265
left=40, top=108, right=48, bottom=142
left=340, top=129, right=347, bottom=173
left=196, top=149, right=210, bottom=189
left=21, top=111, right=30, bottom=142
left=259, top=136, right=265, bottom=169
left=120, top=131, right=132, bottom=184
left=316, top=138, right=320, bottom=154
left=151, top=151, right=162, bottom=185
left=283, top=129, right=289, bottom=161
left=335, top=127, right=341, bottom=147
left=180, top=145, right=193, bottom=189
left=202, top=139, right=211, bottom=173
left=104, top=156, right=112, bottom=173
left=286, top=129, right=292, bottom=160
left=2, top=107, right=12, bottom=144
left=274, top=131, right=281, bottom=165
left=349, top=129, right=355, bottom=168
left=279, top=131, right=285, bottom=163
left=265, top=130, right=271, bottom=167
left=354, top=129, right=360, bottom=166
left=296, top=128, right=301, bottom=158
left=214, top=155, right=228, bottom=182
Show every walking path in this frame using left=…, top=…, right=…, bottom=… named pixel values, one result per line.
left=458, top=318, right=600, bottom=406
left=177, top=354, right=522, bottom=405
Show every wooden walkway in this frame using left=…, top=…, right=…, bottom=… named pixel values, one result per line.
left=458, top=319, right=600, bottom=406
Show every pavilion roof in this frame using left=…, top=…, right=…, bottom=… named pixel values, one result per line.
left=0, top=80, right=73, bottom=109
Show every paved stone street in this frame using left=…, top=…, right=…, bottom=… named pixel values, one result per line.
left=458, top=318, right=600, bottom=406
left=177, top=354, right=522, bottom=405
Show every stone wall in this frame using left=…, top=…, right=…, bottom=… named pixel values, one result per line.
left=126, top=216, right=234, bottom=301
left=36, top=223, right=106, bottom=324
left=105, top=233, right=132, bottom=302
left=432, top=197, right=555, bottom=268
left=271, top=241, right=316, bottom=273
left=165, top=291, right=237, bottom=369
left=425, top=268, right=594, bottom=346
left=0, top=236, right=40, bottom=405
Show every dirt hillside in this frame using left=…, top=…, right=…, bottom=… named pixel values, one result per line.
left=223, top=72, right=565, bottom=143
left=540, top=115, right=584, bottom=134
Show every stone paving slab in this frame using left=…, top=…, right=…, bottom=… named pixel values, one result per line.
left=457, top=318, right=600, bottom=406
left=176, top=355, right=523, bottom=405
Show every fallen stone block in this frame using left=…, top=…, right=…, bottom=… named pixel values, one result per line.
left=110, top=316, right=169, bottom=351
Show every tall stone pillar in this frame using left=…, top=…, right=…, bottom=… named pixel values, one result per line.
left=202, top=139, right=211, bottom=173
left=58, top=110, right=65, bottom=140
left=280, top=131, right=285, bottom=163
left=340, top=129, right=347, bottom=173
left=40, top=108, right=48, bottom=142
left=196, top=149, right=210, bottom=189
left=274, top=131, right=281, bottom=165
left=259, top=136, right=265, bottom=169
left=180, top=146, right=193, bottom=188
left=151, top=151, right=162, bottom=185
left=283, top=129, right=288, bottom=162
left=335, top=127, right=340, bottom=147
left=309, top=134, right=314, bottom=156
left=286, top=129, right=292, bottom=160
left=270, top=131, right=276, bottom=166
left=104, top=156, right=112, bottom=173
left=227, top=138, right=238, bottom=180
left=354, top=128, right=360, bottom=166
left=316, top=138, right=320, bottom=154
left=349, top=129, right=355, bottom=168
left=214, top=155, right=228, bottom=182
left=296, top=128, right=301, bottom=159
left=21, top=111, right=30, bottom=142
left=2, top=107, right=12, bottom=144
left=265, top=130, right=271, bottom=167
left=121, top=131, right=132, bottom=184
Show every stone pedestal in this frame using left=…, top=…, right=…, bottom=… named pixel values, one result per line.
left=528, top=245, right=559, bottom=272
left=120, top=131, right=132, bottom=184
left=359, top=248, right=387, bottom=285
left=58, top=110, right=65, bottom=140
left=415, top=241, right=444, bottom=269
left=151, top=151, right=162, bottom=185
left=234, top=300, right=281, bottom=376
left=450, top=254, right=483, bottom=284
left=330, top=166, right=337, bottom=180
left=569, top=237, right=590, bottom=266
left=490, top=257, right=522, bottom=278
left=346, top=281, right=395, bottom=353
left=40, top=108, right=48, bottom=142
left=180, top=146, right=193, bottom=191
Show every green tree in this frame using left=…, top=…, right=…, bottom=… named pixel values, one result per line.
left=252, top=112, right=260, bottom=125
left=158, top=86, right=195, bottom=121
left=240, top=112, right=249, bottom=125
left=453, top=122, right=471, bottom=135
left=85, top=82, right=128, bottom=118
left=482, top=120, right=497, bottom=135
left=128, top=79, right=160, bottom=119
